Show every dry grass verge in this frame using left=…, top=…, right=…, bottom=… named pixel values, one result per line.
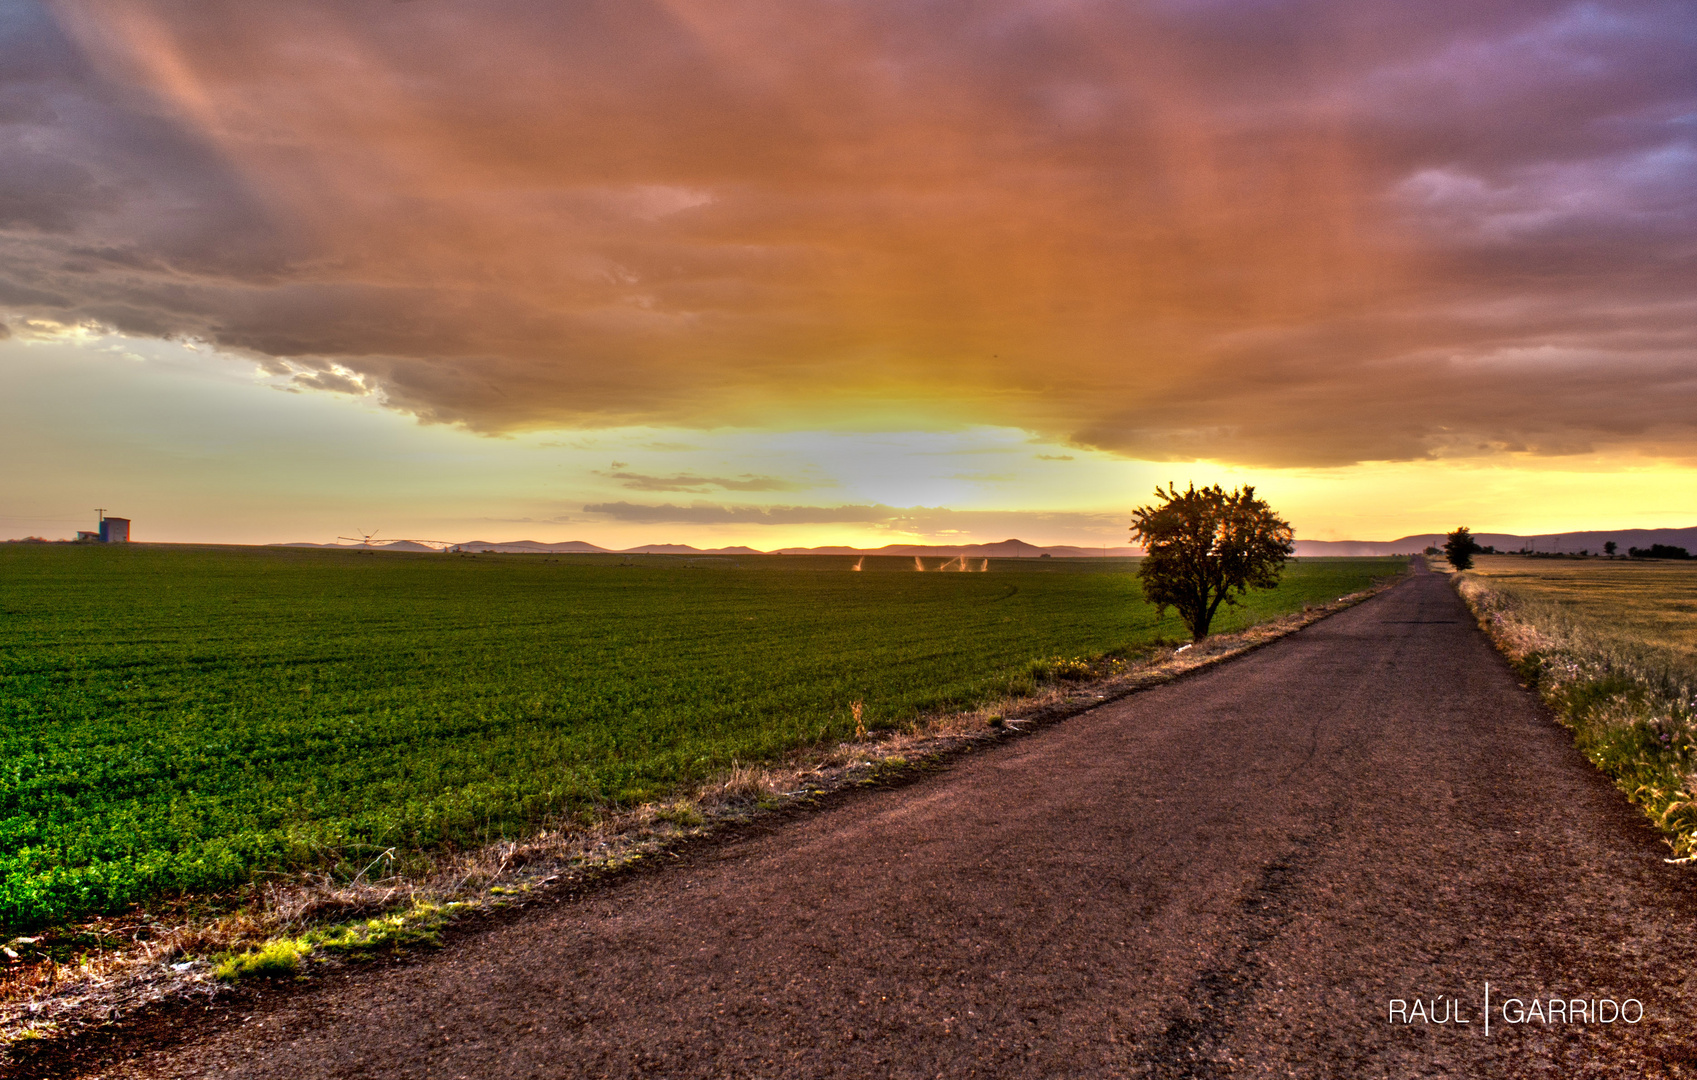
left=1456, top=565, right=1697, bottom=862
left=1, top=572, right=1403, bottom=1064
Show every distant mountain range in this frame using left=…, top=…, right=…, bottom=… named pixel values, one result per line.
left=283, top=537, right=1102, bottom=557
left=1292, top=527, right=1697, bottom=556
left=774, top=538, right=1116, bottom=558
left=284, top=528, right=1697, bottom=558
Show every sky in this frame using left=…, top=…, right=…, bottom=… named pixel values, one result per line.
left=2, top=0, right=1694, bottom=548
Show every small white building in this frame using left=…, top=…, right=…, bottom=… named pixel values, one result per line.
left=83, top=513, right=130, bottom=543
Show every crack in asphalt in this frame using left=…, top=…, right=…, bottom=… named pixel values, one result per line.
left=1139, top=829, right=1332, bottom=1079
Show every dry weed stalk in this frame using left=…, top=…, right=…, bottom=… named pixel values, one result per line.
left=704, top=760, right=782, bottom=806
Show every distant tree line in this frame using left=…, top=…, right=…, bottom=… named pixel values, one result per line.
left=1426, top=536, right=1690, bottom=562
left=1629, top=544, right=1691, bottom=560
left=1425, top=536, right=1496, bottom=563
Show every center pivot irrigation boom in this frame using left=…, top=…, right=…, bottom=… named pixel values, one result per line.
left=336, top=530, right=459, bottom=551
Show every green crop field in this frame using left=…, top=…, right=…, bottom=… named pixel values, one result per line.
left=0, top=544, right=1401, bottom=931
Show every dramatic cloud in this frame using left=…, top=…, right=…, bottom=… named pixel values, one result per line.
left=4, top=0, right=1695, bottom=465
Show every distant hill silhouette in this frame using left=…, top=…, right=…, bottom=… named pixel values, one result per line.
left=279, top=527, right=1697, bottom=558
left=1293, top=527, right=1697, bottom=557
left=619, top=544, right=765, bottom=555
left=775, top=538, right=1114, bottom=558
left=455, top=540, right=613, bottom=554
left=284, top=536, right=1119, bottom=556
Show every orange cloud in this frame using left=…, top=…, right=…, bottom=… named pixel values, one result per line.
left=5, top=0, right=1694, bottom=465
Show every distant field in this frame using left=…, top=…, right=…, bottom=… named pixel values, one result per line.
left=0, top=545, right=1401, bottom=930
left=1467, top=556, right=1697, bottom=660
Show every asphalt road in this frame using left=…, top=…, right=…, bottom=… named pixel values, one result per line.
left=84, top=565, right=1697, bottom=1078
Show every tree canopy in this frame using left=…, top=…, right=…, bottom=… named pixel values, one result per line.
left=1129, top=482, right=1294, bottom=641
left=1444, top=526, right=1481, bottom=571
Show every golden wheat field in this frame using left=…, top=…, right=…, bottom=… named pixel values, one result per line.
left=1467, top=555, right=1697, bottom=660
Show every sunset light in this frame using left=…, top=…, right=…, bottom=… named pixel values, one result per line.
left=6, top=5, right=1697, bottom=1071
left=3, top=0, right=1692, bottom=544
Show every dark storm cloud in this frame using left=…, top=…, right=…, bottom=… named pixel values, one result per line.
left=0, top=0, right=304, bottom=383
left=5, top=0, right=1695, bottom=465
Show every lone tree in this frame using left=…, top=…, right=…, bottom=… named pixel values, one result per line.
left=1130, top=482, right=1294, bottom=641
left=1604, top=541, right=1617, bottom=557
left=1444, top=526, right=1482, bottom=571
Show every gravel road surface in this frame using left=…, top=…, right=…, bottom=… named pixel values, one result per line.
left=77, top=565, right=1697, bottom=1077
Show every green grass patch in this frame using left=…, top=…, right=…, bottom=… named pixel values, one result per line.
left=0, top=544, right=1400, bottom=930
left=214, top=936, right=312, bottom=981
left=309, top=904, right=452, bottom=958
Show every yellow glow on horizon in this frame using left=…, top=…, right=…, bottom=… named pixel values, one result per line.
left=3, top=334, right=1690, bottom=550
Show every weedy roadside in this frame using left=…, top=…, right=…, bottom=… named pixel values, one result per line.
left=0, top=573, right=1404, bottom=1067
left=1456, top=571, right=1697, bottom=860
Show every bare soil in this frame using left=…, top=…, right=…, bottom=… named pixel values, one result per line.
left=34, top=565, right=1697, bottom=1077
